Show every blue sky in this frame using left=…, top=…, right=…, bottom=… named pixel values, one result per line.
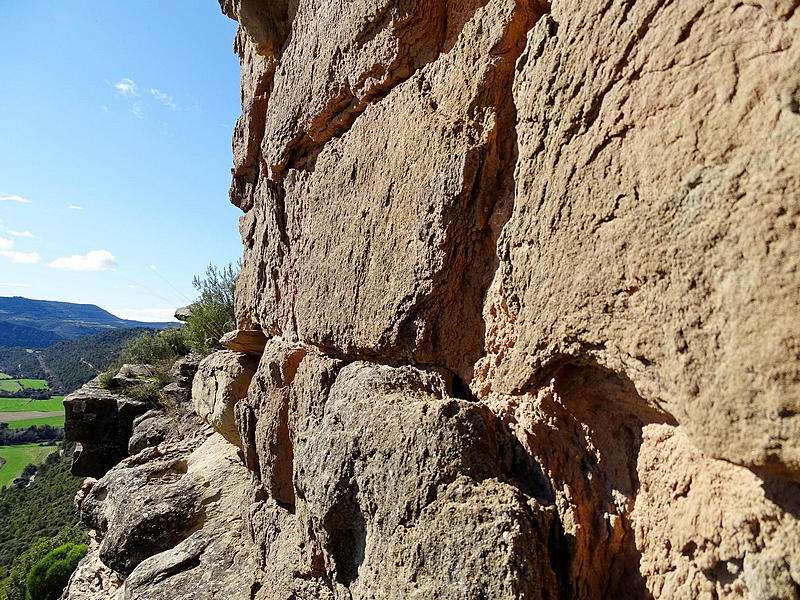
left=0, top=2, right=243, bottom=322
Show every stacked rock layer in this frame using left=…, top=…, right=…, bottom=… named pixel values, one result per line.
left=219, top=0, right=800, bottom=597
left=65, top=1, right=800, bottom=599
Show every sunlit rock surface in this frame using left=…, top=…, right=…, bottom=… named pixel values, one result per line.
left=63, top=1, right=799, bottom=598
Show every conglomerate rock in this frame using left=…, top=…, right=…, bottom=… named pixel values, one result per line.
left=63, top=0, right=800, bottom=598
left=217, top=0, right=799, bottom=597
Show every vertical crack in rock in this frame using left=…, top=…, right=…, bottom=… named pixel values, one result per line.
left=474, top=1, right=800, bottom=598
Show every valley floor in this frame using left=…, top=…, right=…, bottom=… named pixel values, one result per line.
left=0, top=444, right=57, bottom=488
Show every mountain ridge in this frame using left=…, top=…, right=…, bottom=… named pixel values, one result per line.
left=0, top=296, right=175, bottom=349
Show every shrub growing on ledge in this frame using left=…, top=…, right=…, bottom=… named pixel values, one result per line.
left=121, top=326, right=190, bottom=365
left=183, top=262, right=238, bottom=356
left=97, top=262, right=239, bottom=400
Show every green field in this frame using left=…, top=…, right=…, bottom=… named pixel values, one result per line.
left=18, top=378, right=49, bottom=389
left=0, top=378, right=49, bottom=393
left=0, top=397, right=65, bottom=412
left=0, top=373, right=11, bottom=379
left=0, top=380, right=22, bottom=393
left=0, top=443, right=58, bottom=488
left=6, top=415, right=65, bottom=429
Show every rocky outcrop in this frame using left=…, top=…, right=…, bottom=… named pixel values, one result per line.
left=220, top=328, right=269, bottom=355
left=63, top=356, right=260, bottom=600
left=217, top=0, right=799, bottom=597
left=64, top=380, right=151, bottom=478
left=192, top=349, right=258, bottom=447
left=237, top=344, right=566, bottom=598
left=66, top=432, right=260, bottom=600
left=63, top=0, right=800, bottom=598
left=173, top=305, right=194, bottom=322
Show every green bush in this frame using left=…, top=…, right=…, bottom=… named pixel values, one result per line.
left=126, top=381, right=164, bottom=404
left=24, top=543, right=87, bottom=600
left=0, top=526, right=87, bottom=600
left=97, top=327, right=189, bottom=393
left=183, top=262, right=238, bottom=356
left=120, top=327, right=189, bottom=366
left=96, top=368, right=115, bottom=390
left=97, top=262, right=239, bottom=397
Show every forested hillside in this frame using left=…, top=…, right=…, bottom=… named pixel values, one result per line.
left=0, top=323, right=61, bottom=349
left=0, top=442, right=84, bottom=577
left=0, top=328, right=150, bottom=393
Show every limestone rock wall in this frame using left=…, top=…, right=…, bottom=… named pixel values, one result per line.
left=220, top=0, right=800, bottom=598
left=63, top=1, right=800, bottom=598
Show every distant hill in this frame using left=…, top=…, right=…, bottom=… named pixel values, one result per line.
left=0, top=328, right=152, bottom=394
left=0, top=321, right=62, bottom=349
left=0, top=297, right=175, bottom=349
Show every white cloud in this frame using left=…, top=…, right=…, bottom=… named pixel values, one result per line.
left=48, top=249, right=117, bottom=271
left=150, top=88, right=178, bottom=110
left=0, top=193, right=30, bottom=203
left=115, top=78, right=138, bottom=97
left=7, top=230, right=33, bottom=238
left=131, top=101, right=144, bottom=119
left=4, top=252, right=40, bottom=263
left=149, top=265, right=157, bottom=270
left=0, top=282, right=32, bottom=288
left=0, top=237, right=40, bottom=264
left=68, top=205, right=83, bottom=210
left=113, top=307, right=177, bottom=322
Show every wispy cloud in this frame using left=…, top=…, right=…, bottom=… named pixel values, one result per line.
left=131, top=101, right=144, bottom=119
left=4, top=252, right=40, bottom=264
left=7, top=230, right=33, bottom=238
left=68, top=205, right=83, bottom=211
left=0, top=282, right=32, bottom=288
left=0, top=193, right=31, bottom=203
left=150, top=88, right=178, bottom=110
left=49, top=249, right=117, bottom=271
left=115, top=78, right=138, bottom=97
left=0, top=237, right=40, bottom=264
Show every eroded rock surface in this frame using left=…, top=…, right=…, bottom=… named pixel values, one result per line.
left=67, top=430, right=260, bottom=599
left=237, top=344, right=564, bottom=598
left=63, top=0, right=800, bottom=598
left=192, top=349, right=259, bottom=447
left=219, top=0, right=799, bottom=597
left=490, top=0, right=800, bottom=481
left=64, top=380, right=151, bottom=478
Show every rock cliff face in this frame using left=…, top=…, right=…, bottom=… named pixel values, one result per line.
left=64, top=1, right=799, bottom=598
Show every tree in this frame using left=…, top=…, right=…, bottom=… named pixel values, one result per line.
left=24, top=543, right=87, bottom=600
left=184, top=262, right=239, bottom=355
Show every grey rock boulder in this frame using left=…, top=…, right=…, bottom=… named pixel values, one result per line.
left=192, top=350, right=258, bottom=447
